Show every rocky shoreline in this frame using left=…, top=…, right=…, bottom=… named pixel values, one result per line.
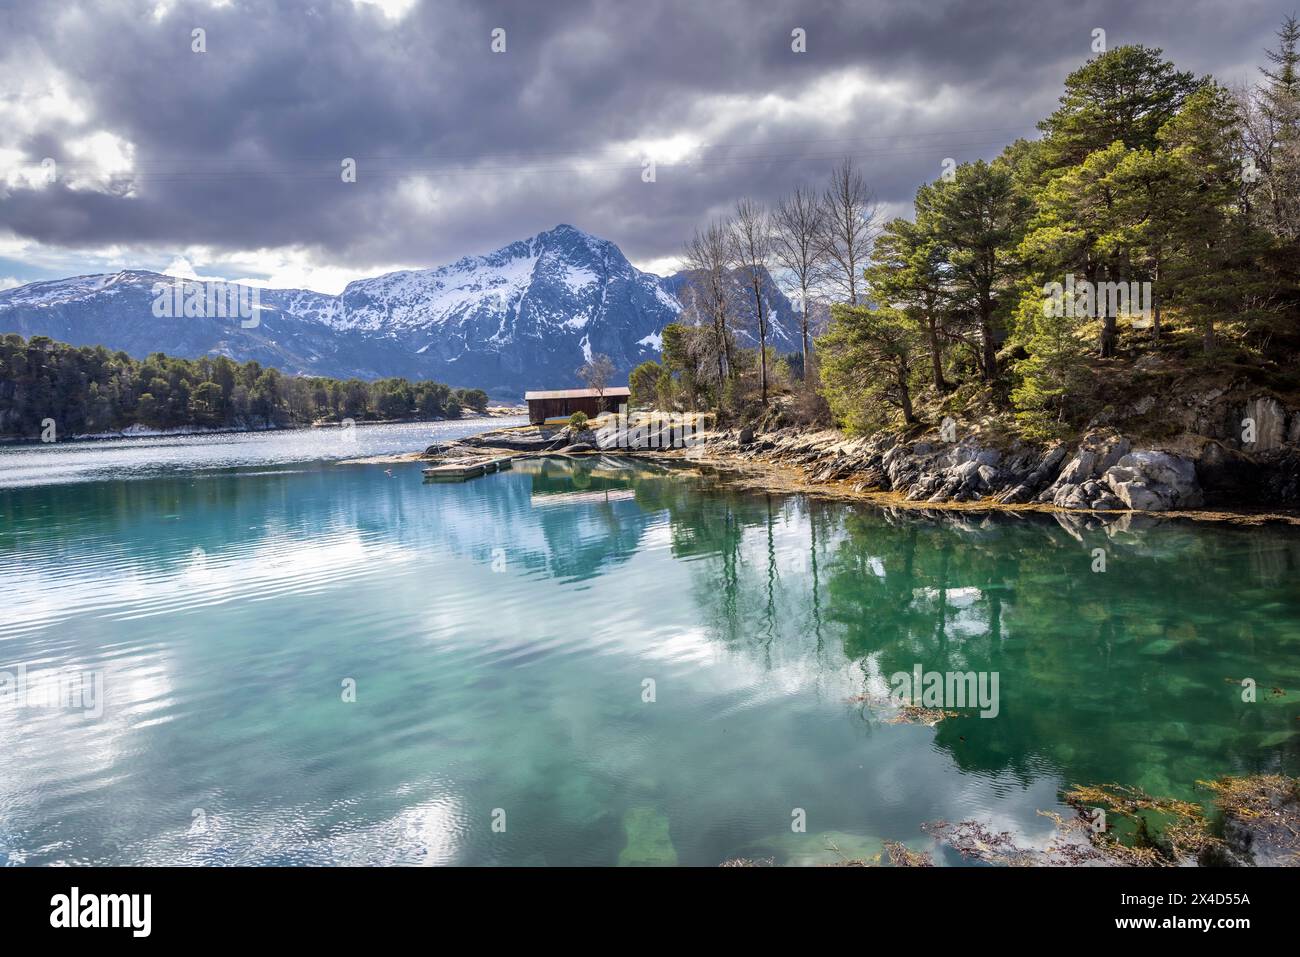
left=672, top=422, right=1300, bottom=517
left=439, top=398, right=1300, bottom=524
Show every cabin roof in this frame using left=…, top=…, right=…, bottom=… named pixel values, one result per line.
left=524, top=387, right=631, bottom=401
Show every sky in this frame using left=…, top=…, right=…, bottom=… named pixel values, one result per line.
left=0, top=0, right=1290, bottom=294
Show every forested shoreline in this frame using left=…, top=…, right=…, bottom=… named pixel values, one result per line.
left=0, top=334, right=489, bottom=440
left=629, top=19, right=1300, bottom=445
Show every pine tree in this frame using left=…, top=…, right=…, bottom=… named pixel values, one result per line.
left=818, top=305, right=922, bottom=432
left=1010, top=285, right=1087, bottom=439
left=1158, top=84, right=1262, bottom=352
left=628, top=360, right=663, bottom=407
left=925, top=159, right=1029, bottom=381
left=1037, top=45, right=1202, bottom=173
left=1019, top=141, right=1130, bottom=357
left=866, top=212, right=952, bottom=392
left=1261, top=15, right=1300, bottom=119
left=1100, top=147, right=1190, bottom=340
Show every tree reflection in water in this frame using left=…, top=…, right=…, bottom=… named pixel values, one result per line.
left=536, top=456, right=1300, bottom=801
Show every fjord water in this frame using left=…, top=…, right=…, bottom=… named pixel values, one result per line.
left=1, top=426, right=1298, bottom=866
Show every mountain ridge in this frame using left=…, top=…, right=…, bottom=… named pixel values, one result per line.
left=0, top=225, right=803, bottom=398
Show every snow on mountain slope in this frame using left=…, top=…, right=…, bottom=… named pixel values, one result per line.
left=0, top=224, right=802, bottom=397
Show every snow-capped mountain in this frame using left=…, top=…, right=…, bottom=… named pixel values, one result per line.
left=0, top=224, right=802, bottom=397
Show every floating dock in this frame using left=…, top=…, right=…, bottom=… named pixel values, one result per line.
left=422, top=456, right=514, bottom=482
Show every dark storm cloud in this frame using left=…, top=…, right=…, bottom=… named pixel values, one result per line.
left=0, top=0, right=1288, bottom=277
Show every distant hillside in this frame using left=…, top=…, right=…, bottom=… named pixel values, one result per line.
left=0, top=333, right=487, bottom=439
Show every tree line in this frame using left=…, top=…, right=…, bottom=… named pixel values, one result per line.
left=0, top=334, right=489, bottom=439
left=636, top=18, right=1300, bottom=440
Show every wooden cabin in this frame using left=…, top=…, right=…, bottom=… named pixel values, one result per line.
left=524, top=387, right=631, bottom=425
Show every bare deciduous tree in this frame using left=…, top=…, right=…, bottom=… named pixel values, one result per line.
left=576, top=353, right=616, bottom=412
left=1237, top=17, right=1300, bottom=241
left=772, top=185, right=826, bottom=379
left=731, top=197, right=773, bottom=405
left=681, top=219, right=736, bottom=393
left=819, top=157, right=880, bottom=306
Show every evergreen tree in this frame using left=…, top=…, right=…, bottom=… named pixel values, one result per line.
left=1100, top=146, right=1191, bottom=340
left=818, top=305, right=922, bottom=432
left=925, top=159, right=1029, bottom=381
left=628, top=360, right=663, bottom=407
left=866, top=212, right=952, bottom=392
left=1010, top=283, right=1088, bottom=438
left=1020, top=141, right=1130, bottom=357
left=1037, top=45, right=1202, bottom=173
left=1158, top=84, right=1263, bottom=352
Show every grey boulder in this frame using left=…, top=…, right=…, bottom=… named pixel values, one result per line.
left=1103, top=450, right=1203, bottom=510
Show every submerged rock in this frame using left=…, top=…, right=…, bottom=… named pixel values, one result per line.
left=1212, top=775, right=1300, bottom=866
left=617, top=807, right=678, bottom=867
left=732, top=830, right=891, bottom=867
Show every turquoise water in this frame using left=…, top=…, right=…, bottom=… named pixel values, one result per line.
left=1, top=427, right=1298, bottom=866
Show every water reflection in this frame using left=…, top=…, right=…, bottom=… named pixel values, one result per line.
left=522, top=457, right=1300, bottom=797
left=1, top=447, right=1298, bottom=865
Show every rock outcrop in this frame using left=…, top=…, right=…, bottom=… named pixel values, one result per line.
left=1103, top=450, right=1203, bottom=510
left=675, top=394, right=1300, bottom=513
